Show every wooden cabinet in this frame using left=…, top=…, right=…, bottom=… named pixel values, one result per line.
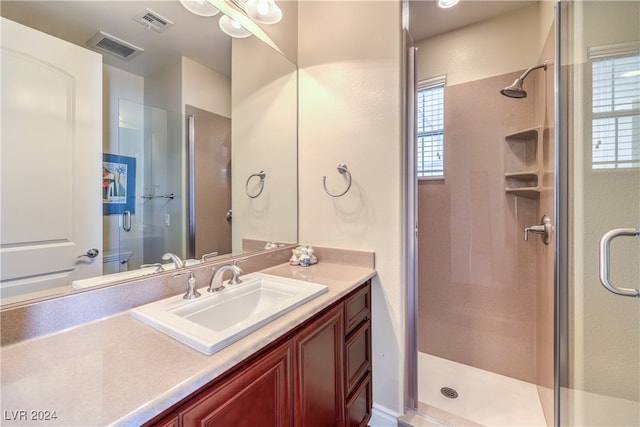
left=294, top=305, right=344, bottom=427
left=146, top=281, right=372, bottom=427
left=179, top=341, right=292, bottom=426
left=154, top=416, right=179, bottom=427
left=345, top=372, right=372, bottom=427
left=343, top=283, right=372, bottom=427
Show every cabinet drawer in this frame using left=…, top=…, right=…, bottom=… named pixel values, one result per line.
left=345, top=372, right=372, bottom=427
left=344, top=282, right=371, bottom=335
left=345, top=319, right=371, bottom=396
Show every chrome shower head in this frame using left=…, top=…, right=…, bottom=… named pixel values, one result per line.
left=500, top=60, right=549, bottom=99
left=500, top=78, right=527, bottom=98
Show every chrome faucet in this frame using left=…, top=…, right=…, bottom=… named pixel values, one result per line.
left=208, top=264, right=244, bottom=293
left=162, top=252, right=185, bottom=269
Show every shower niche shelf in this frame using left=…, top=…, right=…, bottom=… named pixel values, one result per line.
left=504, top=126, right=545, bottom=199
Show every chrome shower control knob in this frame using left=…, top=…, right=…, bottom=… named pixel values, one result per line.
left=524, top=215, right=552, bottom=245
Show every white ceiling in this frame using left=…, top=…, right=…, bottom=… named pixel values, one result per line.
left=1, top=1, right=539, bottom=78
left=1, top=1, right=232, bottom=77
left=408, top=0, right=538, bottom=42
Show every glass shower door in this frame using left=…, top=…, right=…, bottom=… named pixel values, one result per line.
left=558, top=1, right=640, bottom=425
left=114, top=100, right=186, bottom=271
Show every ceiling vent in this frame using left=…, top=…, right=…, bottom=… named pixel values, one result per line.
left=133, top=8, right=173, bottom=33
left=86, top=31, right=144, bottom=60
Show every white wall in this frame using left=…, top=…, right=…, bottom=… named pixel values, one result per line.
left=298, top=0, right=405, bottom=417
left=415, top=3, right=543, bottom=85
left=231, top=36, right=298, bottom=252
left=182, top=57, right=231, bottom=118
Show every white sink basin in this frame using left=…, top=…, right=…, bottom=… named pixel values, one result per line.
left=130, top=272, right=328, bottom=355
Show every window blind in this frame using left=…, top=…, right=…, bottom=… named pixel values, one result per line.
left=591, top=53, right=640, bottom=169
left=417, top=76, right=446, bottom=178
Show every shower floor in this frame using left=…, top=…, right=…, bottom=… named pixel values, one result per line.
left=418, top=352, right=548, bottom=426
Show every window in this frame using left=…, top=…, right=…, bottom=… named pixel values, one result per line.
left=417, top=76, right=446, bottom=178
left=590, top=44, right=640, bottom=170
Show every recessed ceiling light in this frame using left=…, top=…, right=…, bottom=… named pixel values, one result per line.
left=438, top=0, right=460, bottom=9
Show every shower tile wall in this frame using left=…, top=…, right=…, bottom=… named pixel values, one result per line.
left=418, top=71, right=541, bottom=384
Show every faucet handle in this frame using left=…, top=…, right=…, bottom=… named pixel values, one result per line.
left=201, top=252, right=219, bottom=262
left=233, top=256, right=248, bottom=268
left=141, top=263, right=165, bottom=273
left=173, top=271, right=201, bottom=300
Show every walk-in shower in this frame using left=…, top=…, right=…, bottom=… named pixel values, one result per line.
left=500, top=59, right=549, bottom=98
left=408, top=2, right=557, bottom=419
left=404, top=1, right=639, bottom=426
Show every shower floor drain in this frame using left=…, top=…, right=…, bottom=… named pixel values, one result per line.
left=440, top=386, right=459, bottom=399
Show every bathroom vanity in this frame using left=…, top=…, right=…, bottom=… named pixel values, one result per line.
left=146, top=280, right=371, bottom=427
left=0, top=247, right=375, bottom=426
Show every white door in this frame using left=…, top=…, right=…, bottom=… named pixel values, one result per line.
left=1, top=18, right=103, bottom=299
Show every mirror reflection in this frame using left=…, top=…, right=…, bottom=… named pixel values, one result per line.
left=0, top=1, right=298, bottom=305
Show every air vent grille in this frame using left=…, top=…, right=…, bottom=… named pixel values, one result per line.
left=86, top=31, right=144, bottom=60
left=133, top=9, right=173, bottom=33
left=96, top=38, right=136, bottom=58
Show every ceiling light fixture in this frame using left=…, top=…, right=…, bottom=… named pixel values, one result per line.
left=179, top=0, right=220, bottom=16
left=245, top=0, right=282, bottom=24
left=219, top=14, right=252, bottom=38
left=438, top=0, right=460, bottom=9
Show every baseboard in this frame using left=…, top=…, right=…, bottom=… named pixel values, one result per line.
left=369, top=404, right=400, bottom=426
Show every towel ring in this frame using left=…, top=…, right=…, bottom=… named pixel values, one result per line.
left=245, top=171, right=266, bottom=198
left=323, top=163, right=352, bottom=197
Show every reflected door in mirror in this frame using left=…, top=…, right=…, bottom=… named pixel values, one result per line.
left=186, top=105, right=232, bottom=259
left=0, top=18, right=103, bottom=299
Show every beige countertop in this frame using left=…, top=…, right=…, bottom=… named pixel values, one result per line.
left=0, top=262, right=375, bottom=426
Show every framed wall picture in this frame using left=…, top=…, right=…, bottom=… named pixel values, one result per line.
left=102, top=153, right=135, bottom=214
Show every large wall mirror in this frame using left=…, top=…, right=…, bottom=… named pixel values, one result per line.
left=0, top=0, right=298, bottom=306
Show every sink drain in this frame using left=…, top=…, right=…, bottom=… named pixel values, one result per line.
left=440, top=387, right=458, bottom=399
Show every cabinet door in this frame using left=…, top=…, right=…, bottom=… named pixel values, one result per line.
left=294, top=305, right=344, bottom=427
left=179, top=341, right=292, bottom=427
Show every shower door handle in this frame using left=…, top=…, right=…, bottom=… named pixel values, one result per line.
left=122, top=210, right=131, bottom=232
left=598, top=228, right=640, bottom=298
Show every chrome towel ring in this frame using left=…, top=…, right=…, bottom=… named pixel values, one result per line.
left=323, top=163, right=352, bottom=197
left=245, top=170, right=266, bottom=198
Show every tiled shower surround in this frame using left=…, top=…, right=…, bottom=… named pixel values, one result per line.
left=417, top=24, right=556, bottom=424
